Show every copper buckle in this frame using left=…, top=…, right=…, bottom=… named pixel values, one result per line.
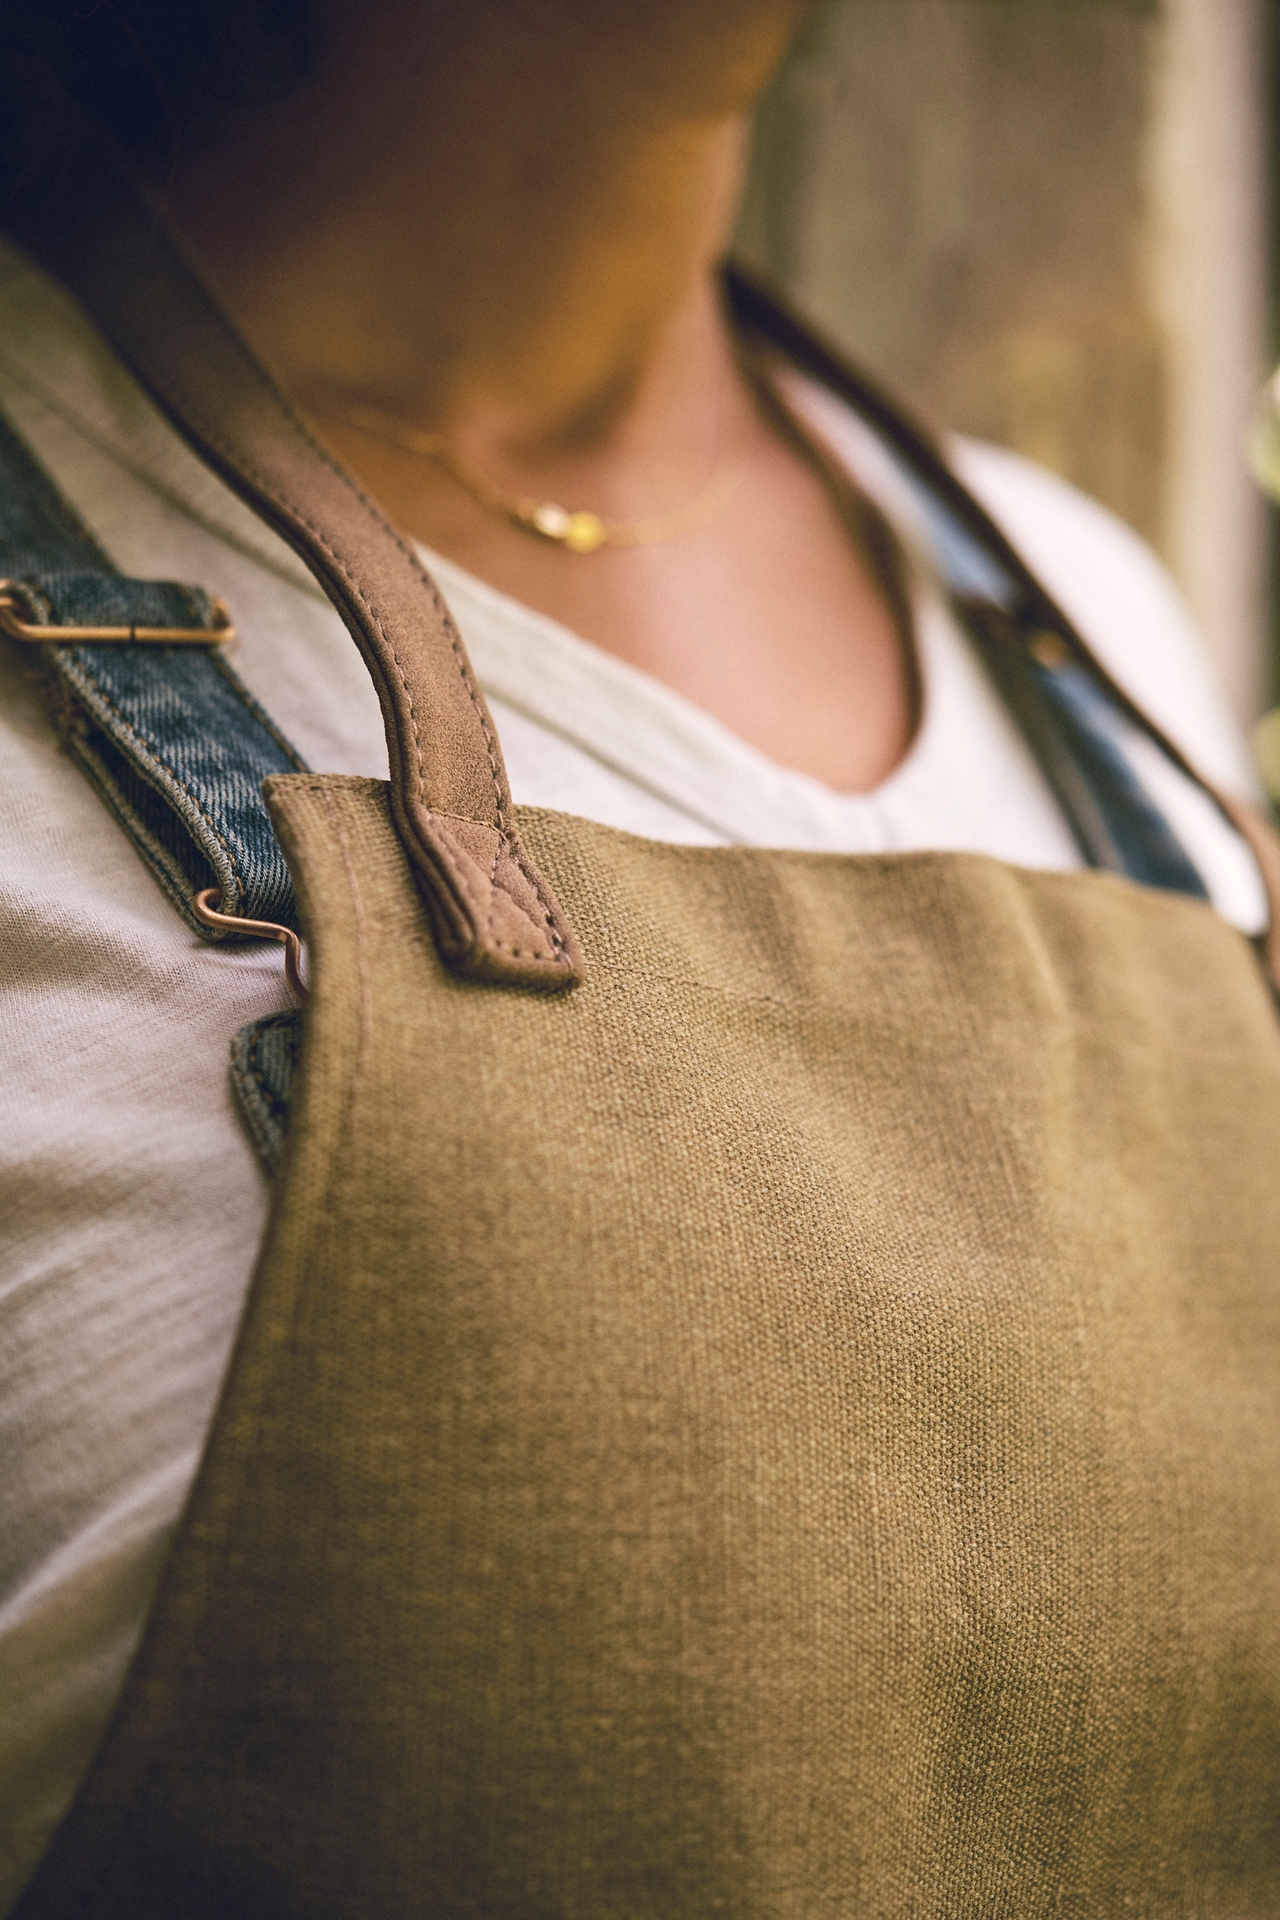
left=0, top=580, right=237, bottom=648
left=192, top=887, right=308, bottom=1003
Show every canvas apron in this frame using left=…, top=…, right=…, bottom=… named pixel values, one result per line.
left=9, top=162, right=1280, bottom=1919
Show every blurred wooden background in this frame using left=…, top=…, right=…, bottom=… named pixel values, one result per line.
left=737, top=0, right=1271, bottom=725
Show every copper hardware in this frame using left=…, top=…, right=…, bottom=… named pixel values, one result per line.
left=0, top=580, right=237, bottom=648
left=192, top=887, right=308, bottom=1003
left=1027, top=628, right=1073, bottom=672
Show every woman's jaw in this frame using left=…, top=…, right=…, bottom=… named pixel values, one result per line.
left=159, top=0, right=820, bottom=463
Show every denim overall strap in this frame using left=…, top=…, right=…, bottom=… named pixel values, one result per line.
left=725, top=266, right=1223, bottom=904
left=0, top=410, right=306, bottom=934
left=6, top=154, right=581, bottom=992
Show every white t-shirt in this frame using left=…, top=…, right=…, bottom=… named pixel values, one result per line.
left=0, top=239, right=1264, bottom=1912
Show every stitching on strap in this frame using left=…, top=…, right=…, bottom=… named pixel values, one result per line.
left=150, top=409, right=567, bottom=940
left=267, top=782, right=569, bottom=967
left=429, top=821, right=554, bottom=964
left=242, top=1017, right=296, bottom=1123
left=93, top=231, right=573, bottom=961
left=58, top=655, right=246, bottom=906
left=430, top=814, right=566, bottom=963
left=136, top=253, right=511, bottom=835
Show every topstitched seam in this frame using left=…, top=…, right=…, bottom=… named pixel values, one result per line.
left=319, top=777, right=375, bottom=1135
left=446, top=824, right=566, bottom=964
left=511, top=840, right=569, bottom=960
left=471, top=824, right=567, bottom=964
left=483, top=828, right=504, bottom=954
left=58, top=655, right=247, bottom=907
left=133, top=269, right=511, bottom=831
left=150, top=404, right=573, bottom=955
left=428, top=819, right=555, bottom=963
left=80, top=229, right=572, bottom=956
left=239, top=1036, right=291, bottom=1123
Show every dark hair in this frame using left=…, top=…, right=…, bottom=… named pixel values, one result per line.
left=0, top=0, right=313, bottom=164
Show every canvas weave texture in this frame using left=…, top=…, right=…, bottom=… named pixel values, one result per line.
left=19, top=776, right=1280, bottom=1919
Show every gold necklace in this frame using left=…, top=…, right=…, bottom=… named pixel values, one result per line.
left=321, top=399, right=739, bottom=554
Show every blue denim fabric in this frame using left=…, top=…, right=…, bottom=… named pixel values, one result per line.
left=1032, top=659, right=1208, bottom=898
left=230, top=1008, right=303, bottom=1174
left=0, top=411, right=306, bottom=932
left=898, top=465, right=1210, bottom=898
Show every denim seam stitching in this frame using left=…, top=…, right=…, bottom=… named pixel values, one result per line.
left=55, top=655, right=247, bottom=908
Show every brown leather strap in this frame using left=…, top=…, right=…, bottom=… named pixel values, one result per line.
left=8, top=151, right=581, bottom=990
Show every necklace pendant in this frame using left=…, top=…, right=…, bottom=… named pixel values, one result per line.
left=563, top=511, right=607, bottom=553
left=530, top=501, right=607, bottom=554
left=530, top=502, right=571, bottom=540
left=330, top=404, right=737, bottom=554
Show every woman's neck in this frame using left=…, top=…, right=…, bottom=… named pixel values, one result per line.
left=156, top=0, right=918, bottom=800
left=161, top=2, right=811, bottom=481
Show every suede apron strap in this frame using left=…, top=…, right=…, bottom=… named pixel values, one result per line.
left=5, top=151, right=583, bottom=992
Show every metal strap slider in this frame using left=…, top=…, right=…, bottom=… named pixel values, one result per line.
left=0, top=579, right=237, bottom=647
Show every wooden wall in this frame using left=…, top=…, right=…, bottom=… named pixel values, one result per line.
left=738, top=0, right=1270, bottom=720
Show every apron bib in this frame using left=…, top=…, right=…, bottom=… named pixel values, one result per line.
left=21, top=781, right=1280, bottom=1918
left=8, top=156, right=1280, bottom=1919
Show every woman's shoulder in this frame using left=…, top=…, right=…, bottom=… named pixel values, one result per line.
left=949, top=436, right=1259, bottom=800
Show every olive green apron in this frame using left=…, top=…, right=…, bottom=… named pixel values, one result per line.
left=12, top=167, right=1280, bottom=1919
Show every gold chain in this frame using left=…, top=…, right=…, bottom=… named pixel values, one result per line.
left=319, top=400, right=739, bottom=554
